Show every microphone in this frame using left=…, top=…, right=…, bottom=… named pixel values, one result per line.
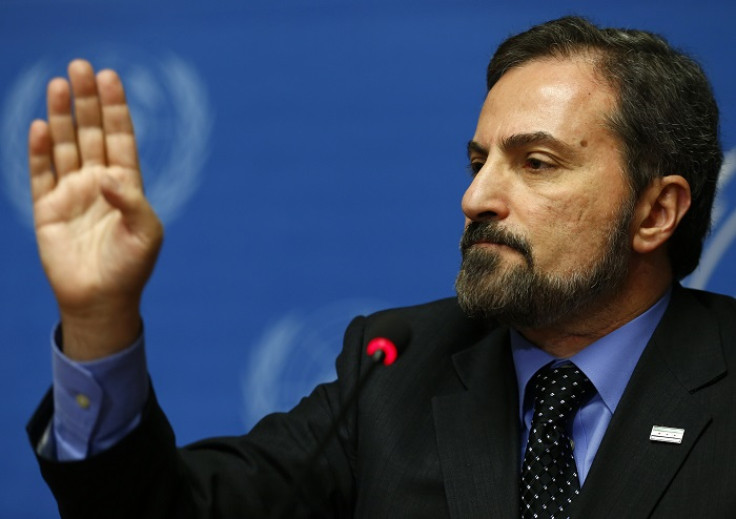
left=272, top=315, right=411, bottom=518
left=365, top=315, right=411, bottom=366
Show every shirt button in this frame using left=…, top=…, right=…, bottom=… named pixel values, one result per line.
left=75, top=394, right=91, bottom=410
left=570, top=439, right=575, bottom=450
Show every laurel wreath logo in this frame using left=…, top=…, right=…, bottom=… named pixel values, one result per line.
left=686, top=146, right=736, bottom=294
left=240, top=298, right=387, bottom=429
left=1, top=51, right=212, bottom=228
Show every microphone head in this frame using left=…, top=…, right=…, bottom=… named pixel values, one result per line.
left=365, top=315, right=411, bottom=366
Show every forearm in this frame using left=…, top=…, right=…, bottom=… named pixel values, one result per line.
left=28, top=387, right=188, bottom=519
left=59, top=304, right=143, bottom=362
left=27, top=316, right=367, bottom=518
left=50, top=325, right=149, bottom=460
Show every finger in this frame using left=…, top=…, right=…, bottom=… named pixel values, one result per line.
left=68, top=59, right=106, bottom=167
left=47, top=77, right=79, bottom=177
left=28, top=119, right=56, bottom=202
left=97, top=69, right=141, bottom=180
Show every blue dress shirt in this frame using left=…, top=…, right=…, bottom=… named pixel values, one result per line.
left=511, top=291, right=671, bottom=485
left=47, top=328, right=148, bottom=461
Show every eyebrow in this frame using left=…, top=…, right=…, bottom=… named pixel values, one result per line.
left=467, top=131, right=579, bottom=160
left=467, top=140, right=488, bottom=158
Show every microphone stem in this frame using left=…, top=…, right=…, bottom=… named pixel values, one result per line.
left=272, top=350, right=385, bottom=518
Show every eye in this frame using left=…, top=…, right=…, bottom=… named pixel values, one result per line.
left=524, top=156, right=555, bottom=171
left=467, top=161, right=484, bottom=177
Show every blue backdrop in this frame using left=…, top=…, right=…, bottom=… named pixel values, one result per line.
left=2, top=1, right=736, bottom=516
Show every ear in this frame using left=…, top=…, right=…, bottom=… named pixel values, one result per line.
left=632, top=175, right=691, bottom=254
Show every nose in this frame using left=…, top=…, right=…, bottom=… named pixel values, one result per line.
left=461, top=165, right=510, bottom=223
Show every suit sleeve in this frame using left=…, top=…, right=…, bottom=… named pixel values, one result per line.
left=27, top=315, right=368, bottom=519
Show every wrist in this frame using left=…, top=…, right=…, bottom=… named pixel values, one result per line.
left=59, top=303, right=142, bottom=361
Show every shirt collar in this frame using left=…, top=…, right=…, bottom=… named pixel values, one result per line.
left=511, top=289, right=671, bottom=419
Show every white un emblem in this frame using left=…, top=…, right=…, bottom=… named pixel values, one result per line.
left=0, top=47, right=213, bottom=228
left=241, top=298, right=388, bottom=430
left=687, top=147, right=736, bottom=295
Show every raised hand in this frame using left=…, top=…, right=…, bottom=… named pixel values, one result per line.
left=28, top=60, right=163, bottom=360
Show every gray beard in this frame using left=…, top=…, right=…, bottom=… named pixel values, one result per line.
left=455, top=204, right=633, bottom=329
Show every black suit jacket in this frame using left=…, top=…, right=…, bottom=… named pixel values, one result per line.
left=27, top=286, right=736, bottom=518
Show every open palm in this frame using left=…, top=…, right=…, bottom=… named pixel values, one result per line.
left=28, top=60, right=163, bottom=359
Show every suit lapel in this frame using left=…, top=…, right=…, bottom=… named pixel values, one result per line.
left=569, top=287, right=726, bottom=518
left=432, top=326, right=520, bottom=519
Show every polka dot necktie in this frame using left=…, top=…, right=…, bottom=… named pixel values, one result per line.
left=520, top=363, right=595, bottom=519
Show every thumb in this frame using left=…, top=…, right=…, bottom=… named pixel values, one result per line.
left=100, top=174, right=163, bottom=242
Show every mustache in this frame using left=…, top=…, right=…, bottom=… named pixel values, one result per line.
left=460, top=221, right=533, bottom=266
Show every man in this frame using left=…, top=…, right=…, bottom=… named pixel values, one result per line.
left=27, top=15, right=736, bottom=518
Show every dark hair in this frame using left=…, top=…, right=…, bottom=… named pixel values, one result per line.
left=487, top=16, right=722, bottom=279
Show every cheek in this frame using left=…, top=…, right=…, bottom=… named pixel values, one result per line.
left=528, top=195, right=607, bottom=264
left=531, top=194, right=588, bottom=236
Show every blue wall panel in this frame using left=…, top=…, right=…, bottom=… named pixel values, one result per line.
left=2, top=1, right=735, bottom=515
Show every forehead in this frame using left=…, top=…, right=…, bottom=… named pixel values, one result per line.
left=475, top=57, right=618, bottom=146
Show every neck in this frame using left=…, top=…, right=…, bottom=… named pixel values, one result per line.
left=517, top=259, right=673, bottom=358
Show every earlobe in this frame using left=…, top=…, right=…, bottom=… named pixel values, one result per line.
left=632, top=175, right=691, bottom=254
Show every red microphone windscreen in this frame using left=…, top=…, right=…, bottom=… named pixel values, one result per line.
left=365, top=316, right=411, bottom=366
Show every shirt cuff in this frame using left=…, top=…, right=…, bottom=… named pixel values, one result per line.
left=51, top=324, right=149, bottom=461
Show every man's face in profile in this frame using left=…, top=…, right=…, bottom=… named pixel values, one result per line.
left=456, top=57, right=635, bottom=329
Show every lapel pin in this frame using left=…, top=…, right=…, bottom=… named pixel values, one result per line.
left=650, top=425, right=685, bottom=444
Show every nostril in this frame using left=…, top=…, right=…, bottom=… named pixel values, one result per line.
left=475, top=210, right=498, bottom=221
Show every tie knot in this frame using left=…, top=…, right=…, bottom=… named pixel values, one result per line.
left=532, top=363, right=594, bottom=425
